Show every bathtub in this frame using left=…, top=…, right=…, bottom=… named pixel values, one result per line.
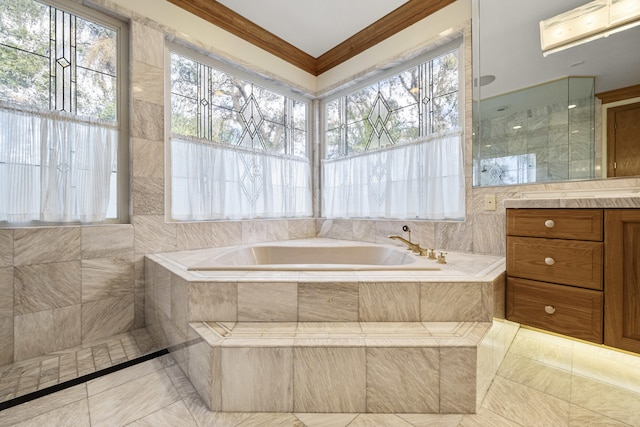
left=185, top=239, right=441, bottom=271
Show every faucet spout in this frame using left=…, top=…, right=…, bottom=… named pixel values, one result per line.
left=388, top=235, right=427, bottom=256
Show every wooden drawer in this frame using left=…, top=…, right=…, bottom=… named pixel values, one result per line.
left=506, top=277, right=603, bottom=343
left=507, top=236, right=603, bottom=290
left=507, top=209, right=603, bottom=241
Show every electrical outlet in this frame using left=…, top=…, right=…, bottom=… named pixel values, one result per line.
left=484, top=194, right=497, bottom=210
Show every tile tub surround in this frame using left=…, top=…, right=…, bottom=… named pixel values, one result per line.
left=187, top=320, right=502, bottom=414
left=144, top=238, right=506, bottom=326
left=144, top=238, right=508, bottom=414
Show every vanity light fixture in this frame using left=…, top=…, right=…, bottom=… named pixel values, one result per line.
left=540, top=0, right=640, bottom=56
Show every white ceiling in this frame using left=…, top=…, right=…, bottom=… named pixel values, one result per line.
left=216, top=0, right=409, bottom=57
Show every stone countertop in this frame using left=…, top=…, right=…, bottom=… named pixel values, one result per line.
left=504, top=196, right=640, bottom=209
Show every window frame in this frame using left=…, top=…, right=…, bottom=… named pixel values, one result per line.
left=0, top=0, right=129, bottom=225
left=321, top=39, right=463, bottom=160
left=165, top=41, right=313, bottom=221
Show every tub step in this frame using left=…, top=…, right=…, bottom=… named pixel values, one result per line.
left=183, top=321, right=495, bottom=414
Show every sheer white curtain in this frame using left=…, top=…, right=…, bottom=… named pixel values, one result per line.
left=322, top=131, right=464, bottom=220
left=0, top=103, right=117, bottom=223
left=171, top=136, right=312, bottom=220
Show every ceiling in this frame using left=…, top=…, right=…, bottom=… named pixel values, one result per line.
left=215, top=0, right=408, bottom=58
left=166, top=0, right=456, bottom=75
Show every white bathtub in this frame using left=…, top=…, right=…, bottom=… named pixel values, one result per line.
left=186, top=240, right=441, bottom=271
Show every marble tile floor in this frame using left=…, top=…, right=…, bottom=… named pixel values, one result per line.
left=1, top=327, right=640, bottom=426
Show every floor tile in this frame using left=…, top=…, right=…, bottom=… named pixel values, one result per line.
left=0, top=384, right=87, bottom=426
left=87, top=370, right=180, bottom=426
left=497, top=352, right=572, bottom=400
left=570, top=374, right=640, bottom=426
left=127, top=400, right=198, bottom=426
left=10, top=399, right=90, bottom=427
left=482, top=376, right=570, bottom=426
left=294, top=413, right=358, bottom=427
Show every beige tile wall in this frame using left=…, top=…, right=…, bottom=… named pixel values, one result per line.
left=3, top=0, right=639, bottom=366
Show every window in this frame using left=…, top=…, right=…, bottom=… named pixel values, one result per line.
left=322, top=44, right=464, bottom=220
left=0, top=0, right=127, bottom=223
left=169, top=47, right=311, bottom=220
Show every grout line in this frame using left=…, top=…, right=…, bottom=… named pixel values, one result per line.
left=0, top=349, right=168, bottom=413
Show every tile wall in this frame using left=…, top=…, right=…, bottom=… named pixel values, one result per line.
left=2, top=0, right=640, bottom=367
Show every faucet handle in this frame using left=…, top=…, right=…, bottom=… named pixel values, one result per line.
left=427, top=249, right=436, bottom=260
left=437, top=252, right=448, bottom=264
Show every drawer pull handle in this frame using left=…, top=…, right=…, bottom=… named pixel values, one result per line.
left=545, top=305, right=556, bottom=314
left=544, top=219, right=555, bottom=228
left=544, top=257, right=555, bottom=266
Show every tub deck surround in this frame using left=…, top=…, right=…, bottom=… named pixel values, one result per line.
left=188, top=321, right=490, bottom=413
left=144, top=238, right=509, bottom=414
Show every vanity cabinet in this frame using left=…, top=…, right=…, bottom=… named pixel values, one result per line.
left=604, top=210, right=640, bottom=354
left=506, top=209, right=604, bottom=344
left=507, top=207, right=640, bottom=352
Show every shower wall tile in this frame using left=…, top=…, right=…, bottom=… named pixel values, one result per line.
left=131, top=60, right=164, bottom=106
left=237, top=282, right=298, bottom=321
left=298, top=282, right=359, bottom=322
left=421, top=282, right=488, bottom=322
left=189, top=282, right=237, bottom=321
left=81, top=257, right=134, bottom=303
left=134, top=290, right=145, bottom=329
left=14, top=305, right=81, bottom=361
left=293, top=347, right=366, bottom=413
left=132, top=177, right=164, bottom=216
left=14, top=261, right=81, bottom=315
left=366, top=347, right=439, bottom=413
left=131, top=21, right=164, bottom=68
left=14, top=227, right=81, bottom=266
left=440, top=347, right=477, bottom=413
left=177, top=223, right=213, bottom=251
left=133, top=216, right=177, bottom=255
left=0, top=229, right=12, bottom=267
left=222, top=347, right=293, bottom=412
left=132, top=138, right=164, bottom=179
left=0, top=267, right=12, bottom=318
left=359, top=282, right=420, bottom=322
left=0, top=317, right=12, bottom=365
left=81, top=225, right=134, bottom=259
left=81, top=295, right=134, bottom=343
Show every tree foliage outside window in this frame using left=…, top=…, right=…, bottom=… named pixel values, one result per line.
left=325, top=48, right=458, bottom=159
left=0, top=0, right=124, bottom=223
left=169, top=50, right=311, bottom=220
left=170, top=52, right=307, bottom=159
left=0, top=0, right=117, bottom=120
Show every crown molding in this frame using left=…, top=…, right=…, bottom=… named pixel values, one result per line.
left=166, top=0, right=455, bottom=76
left=596, top=84, right=640, bottom=104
